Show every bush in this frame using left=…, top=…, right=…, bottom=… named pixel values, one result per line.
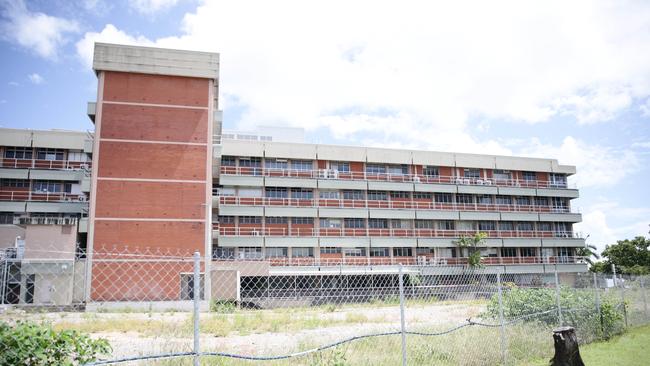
left=483, top=286, right=624, bottom=340
left=211, top=300, right=237, bottom=313
left=0, top=321, right=111, bottom=365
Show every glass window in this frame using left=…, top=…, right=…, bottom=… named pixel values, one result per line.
left=437, top=220, right=455, bottom=230
left=265, top=187, right=288, bottom=198
left=422, top=166, right=439, bottom=177
left=365, top=163, right=386, bottom=174
left=416, top=247, right=434, bottom=255
left=292, top=217, right=314, bottom=225
left=0, top=179, right=29, bottom=188
left=221, top=156, right=236, bottom=167
left=538, top=222, right=552, bottom=232
left=239, top=157, right=261, bottom=167
left=32, top=181, right=65, bottom=193
left=239, top=216, right=262, bottom=224
left=477, top=195, right=493, bottom=204
left=550, top=173, right=567, bottom=188
left=319, top=190, right=340, bottom=199
left=239, top=247, right=262, bottom=259
left=342, top=190, right=365, bottom=200
left=266, top=247, right=288, bottom=257
left=501, top=248, right=517, bottom=257
left=493, top=170, right=511, bottom=181
left=320, top=247, right=341, bottom=254
left=517, top=222, right=534, bottom=231
left=390, top=191, right=410, bottom=199
left=36, top=148, right=64, bottom=161
left=266, top=217, right=288, bottom=224
left=522, top=171, right=537, bottom=181
left=0, top=213, right=14, bottom=224
left=435, top=193, right=452, bottom=203
left=368, top=218, right=388, bottom=229
left=496, top=195, right=512, bottom=205
left=344, top=218, right=365, bottom=228
left=370, top=247, right=389, bottom=257
left=534, top=197, right=549, bottom=206
left=293, top=247, right=314, bottom=257
left=319, top=218, right=342, bottom=228
left=478, top=221, right=495, bottom=231
left=463, top=168, right=480, bottom=179
left=213, top=247, right=235, bottom=259
left=415, top=220, right=434, bottom=229
left=391, top=220, right=410, bottom=229
left=330, top=161, right=350, bottom=172
left=344, top=247, right=366, bottom=256
left=393, top=247, right=413, bottom=257
left=218, top=216, right=235, bottom=224
left=413, top=192, right=432, bottom=200
left=456, top=194, right=473, bottom=204
left=498, top=221, right=514, bottom=231
left=387, top=164, right=408, bottom=175
left=291, top=160, right=313, bottom=171
left=516, top=196, right=531, bottom=206
left=4, top=147, right=33, bottom=159
left=367, top=191, right=388, bottom=200
left=265, top=158, right=288, bottom=170
left=521, top=248, right=536, bottom=257
left=291, top=188, right=313, bottom=199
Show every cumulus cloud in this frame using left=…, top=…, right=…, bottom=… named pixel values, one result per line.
left=576, top=201, right=650, bottom=252
left=75, top=24, right=154, bottom=68
left=128, top=0, right=180, bottom=14
left=27, top=73, right=44, bottom=84
left=0, top=0, right=79, bottom=59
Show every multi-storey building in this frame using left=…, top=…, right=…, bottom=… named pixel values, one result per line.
left=0, top=128, right=92, bottom=304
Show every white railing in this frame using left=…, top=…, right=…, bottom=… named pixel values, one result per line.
left=16, top=217, right=78, bottom=225
left=0, top=158, right=91, bottom=170
left=0, top=190, right=88, bottom=202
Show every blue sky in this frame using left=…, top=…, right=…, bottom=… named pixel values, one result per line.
left=1, top=0, right=649, bottom=252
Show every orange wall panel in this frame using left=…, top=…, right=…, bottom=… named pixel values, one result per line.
left=100, top=104, right=208, bottom=143
left=93, top=220, right=204, bottom=253
left=103, top=71, right=209, bottom=107
left=95, top=180, right=206, bottom=219
left=97, top=142, right=207, bottom=180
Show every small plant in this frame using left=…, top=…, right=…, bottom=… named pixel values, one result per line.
left=0, top=320, right=111, bottom=365
left=454, top=232, right=488, bottom=268
left=211, top=300, right=237, bottom=313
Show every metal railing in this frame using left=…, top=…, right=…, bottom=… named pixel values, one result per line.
left=219, top=166, right=575, bottom=189
left=0, top=190, right=88, bottom=202
left=217, top=195, right=578, bottom=213
left=0, top=158, right=91, bottom=170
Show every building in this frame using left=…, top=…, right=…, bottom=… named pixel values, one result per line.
left=2, top=43, right=586, bottom=307
left=0, top=128, right=92, bottom=305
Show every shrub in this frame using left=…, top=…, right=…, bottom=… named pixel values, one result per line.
left=0, top=321, right=111, bottom=365
left=211, top=300, right=238, bottom=313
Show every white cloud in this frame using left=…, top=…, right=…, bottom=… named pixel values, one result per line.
left=7, top=81, right=19, bottom=86
left=27, top=73, right=44, bottom=84
left=128, top=0, right=180, bottom=14
left=0, top=0, right=79, bottom=59
left=576, top=201, right=650, bottom=252
left=641, top=98, right=650, bottom=117
left=75, top=24, right=154, bottom=68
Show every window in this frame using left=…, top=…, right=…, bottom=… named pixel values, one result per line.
left=36, top=148, right=64, bottom=161
left=413, top=192, right=432, bottom=200
left=266, top=247, right=288, bottom=257
left=343, top=190, right=364, bottom=200
left=220, top=187, right=236, bottom=196
left=221, top=156, right=236, bottom=167
left=239, top=188, right=262, bottom=197
left=501, top=248, right=517, bottom=257
left=33, top=181, right=69, bottom=193
left=368, top=218, right=388, bottom=229
left=265, top=187, right=288, bottom=198
left=239, top=157, right=261, bottom=167
left=390, top=191, right=410, bottom=199
left=534, top=197, right=549, bottom=206
left=320, top=218, right=341, bottom=228
left=498, top=221, right=514, bottom=231
left=415, top=220, right=434, bottom=229
left=344, top=218, right=365, bottom=228
left=0, top=179, right=29, bottom=188
left=239, top=247, right=262, bottom=259
left=517, top=222, right=534, bottom=231
left=292, top=247, right=314, bottom=257
left=0, top=213, right=14, bottom=224
left=478, top=221, right=495, bottom=231
left=330, top=161, right=350, bottom=172
left=549, top=173, right=567, bottom=188
left=4, top=147, right=33, bottom=159
left=495, top=195, right=512, bottom=205
left=291, top=160, right=313, bottom=171
left=292, top=217, right=314, bottom=225
left=522, top=171, right=537, bottom=181
left=393, top=247, right=413, bottom=257
left=516, top=196, right=531, bottom=206
left=291, top=188, right=313, bottom=199
left=435, top=193, right=452, bottom=203
left=422, top=166, right=439, bottom=177
left=344, top=247, right=366, bottom=256
left=493, top=170, right=511, bottom=181
left=521, top=248, right=536, bottom=257
left=218, top=216, right=235, bottom=224
left=239, top=216, right=262, bottom=224
left=367, top=191, right=388, bottom=200
left=320, top=247, right=341, bottom=254
left=265, top=158, right=288, bottom=170
left=437, top=220, right=455, bottom=230
left=387, top=164, right=408, bottom=175
left=416, top=247, right=434, bottom=255
left=213, top=247, right=234, bottom=259
left=391, top=220, right=410, bottom=229
left=477, top=195, right=493, bottom=204
left=456, top=194, right=473, bottom=204
left=319, top=190, right=340, bottom=199
left=463, top=168, right=480, bottom=179
left=266, top=217, right=288, bottom=224
left=538, top=222, right=552, bottom=232
left=366, top=163, right=386, bottom=174
left=370, top=247, right=389, bottom=257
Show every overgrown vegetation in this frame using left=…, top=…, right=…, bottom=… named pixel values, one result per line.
left=0, top=321, right=111, bottom=366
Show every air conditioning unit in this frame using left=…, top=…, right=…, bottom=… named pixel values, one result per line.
left=413, top=175, right=421, bottom=183
left=484, top=179, right=492, bottom=185
left=329, top=169, right=339, bottom=179
left=318, top=169, right=329, bottom=179
left=251, top=230, right=260, bottom=236
left=77, top=195, right=87, bottom=202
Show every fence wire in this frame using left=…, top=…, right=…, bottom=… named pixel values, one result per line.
left=0, top=245, right=647, bottom=365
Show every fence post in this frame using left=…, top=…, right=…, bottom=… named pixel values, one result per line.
left=593, top=273, right=603, bottom=338
left=193, top=251, right=201, bottom=366
left=641, top=277, right=648, bottom=321
left=554, top=269, right=563, bottom=326
left=497, top=271, right=507, bottom=365
left=398, top=264, right=407, bottom=366
left=612, top=264, right=627, bottom=328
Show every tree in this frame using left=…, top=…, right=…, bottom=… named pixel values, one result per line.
left=576, top=244, right=600, bottom=266
left=454, top=232, right=488, bottom=268
left=598, top=236, right=650, bottom=274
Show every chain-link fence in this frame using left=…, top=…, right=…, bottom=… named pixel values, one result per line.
left=0, top=246, right=647, bottom=365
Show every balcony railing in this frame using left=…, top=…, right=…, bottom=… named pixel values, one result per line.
left=0, top=190, right=88, bottom=202
left=215, top=226, right=581, bottom=239
left=219, top=166, right=574, bottom=189
left=213, top=255, right=586, bottom=267
left=217, top=196, right=577, bottom=214
left=0, top=158, right=91, bottom=170
left=15, top=217, right=78, bottom=225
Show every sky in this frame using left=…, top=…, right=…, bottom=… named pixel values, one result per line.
left=1, top=0, right=649, bottom=253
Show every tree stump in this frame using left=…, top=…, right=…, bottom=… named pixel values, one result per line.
left=550, top=326, right=585, bottom=366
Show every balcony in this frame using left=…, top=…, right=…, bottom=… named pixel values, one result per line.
left=0, top=190, right=88, bottom=203
left=0, top=158, right=91, bottom=170
left=16, top=217, right=78, bottom=225
left=217, top=196, right=578, bottom=214
left=215, top=226, right=581, bottom=239
left=219, top=166, right=575, bottom=189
